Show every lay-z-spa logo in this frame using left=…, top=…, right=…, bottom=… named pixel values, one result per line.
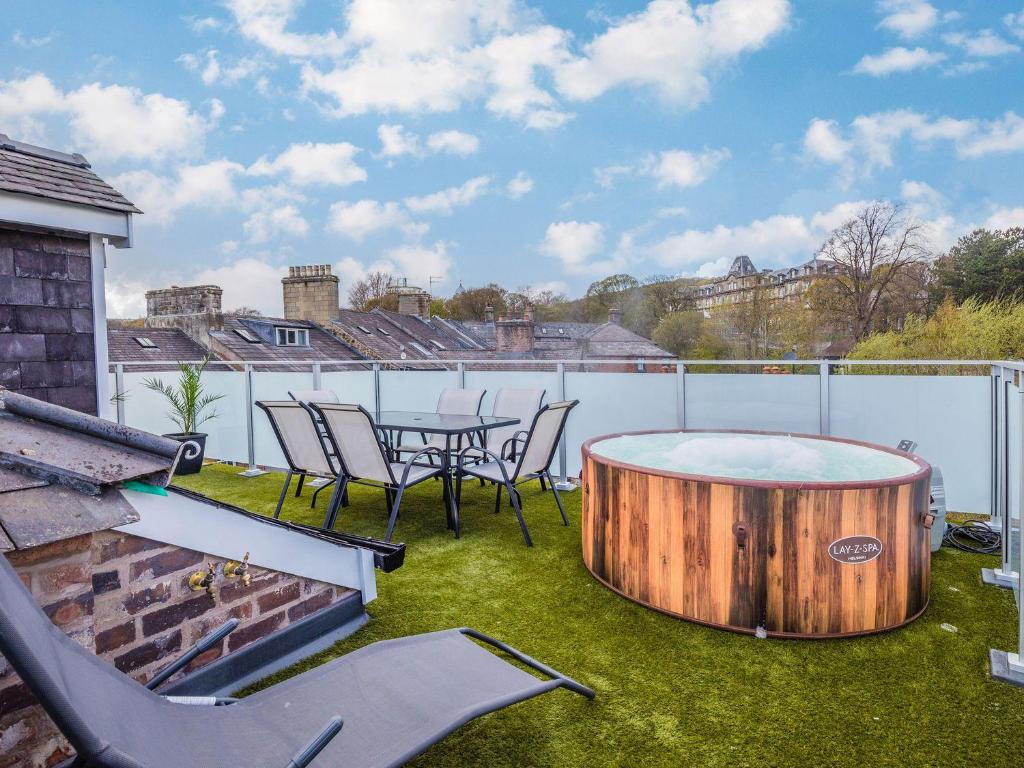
left=828, top=535, right=883, bottom=564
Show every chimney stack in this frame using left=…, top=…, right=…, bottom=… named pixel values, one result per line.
left=282, top=264, right=340, bottom=326
left=145, top=284, right=223, bottom=347
left=608, top=307, right=622, bottom=325
left=495, top=309, right=535, bottom=355
left=484, top=303, right=495, bottom=324
left=396, top=283, right=432, bottom=320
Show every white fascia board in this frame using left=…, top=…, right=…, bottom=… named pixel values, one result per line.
left=0, top=191, right=133, bottom=247
left=116, top=489, right=377, bottom=602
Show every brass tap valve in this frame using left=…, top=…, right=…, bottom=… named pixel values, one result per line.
left=188, top=563, right=217, bottom=598
left=224, top=552, right=251, bottom=588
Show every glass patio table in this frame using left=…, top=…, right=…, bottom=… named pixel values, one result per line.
left=375, top=411, right=520, bottom=536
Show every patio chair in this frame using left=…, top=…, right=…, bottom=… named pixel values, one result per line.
left=256, top=401, right=342, bottom=518
left=0, top=554, right=595, bottom=768
left=288, top=389, right=340, bottom=404
left=309, top=402, right=454, bottom=541
left=393, top=387, right=486, bottom=462
left=455, top=400, right=578, bottom=547
left=463, top=387, right=546, bottom=487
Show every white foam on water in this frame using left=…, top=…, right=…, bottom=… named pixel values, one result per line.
left=589, top=432, right=920, bottom=483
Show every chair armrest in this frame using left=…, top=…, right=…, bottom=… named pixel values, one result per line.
left=146, top=618, right=240, bottom=690
left=500, top=431, right=529, bottom=460
left=396, top=447, right=444, bottom=485
left=286, top=716, right=344, bottom=768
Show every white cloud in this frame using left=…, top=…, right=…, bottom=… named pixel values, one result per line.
left=195, top=258, right=289, bottom=315
left=0, top=74, right=220, bottom=162
left=178, top=49, right=266, bottom=87
left=506, top=171, right=534, bottom=199
left=804, top=109, right=1024, bottom=177
left=647, top=148, right=730, bottom=188
left=111, top=160, right=243, bottom=226
left=403, top=176, right=490, bottom=215
left=1007, top=10, right=1024, bottom=40
left=803, top=118, right=853, bottom=164
left=249, top=142, right=367, bottom=186
left=336, top=241, right=454, bottom=291
left=243, top=204, right=309, bottom=244
left=540, top=220, right=617, bottom=275
left=105, top=277, right=151, bottom=318
left=985, top=207, right=1024, bottom=230
left=66, top=83, right=222, bottom=163
left=12, top=30, right=58, bottom=48
left=224, top=0, right=347, bottom=57
left=376, top=123, right=422, bottom=158
left=554, top=0, right=791, bottom=107
left=258, top=1, right=787, bottom=128
left=426, top=129, right=479, bottom=156
left=326, top=199, right=419, bottom=241
left=185, top=16, right=224, bottom=33
left=876, top=1, right=938, bottom=40
left=853, top=46, right=945, bottom=76
left=943, top=30, right=1021, bottom=58
left=0, top=73, right=64, bottom=142
left=375, top=124, right=480, bottom=159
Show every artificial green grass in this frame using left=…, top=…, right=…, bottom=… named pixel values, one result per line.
left=175, top=464, right=1024, bottom=767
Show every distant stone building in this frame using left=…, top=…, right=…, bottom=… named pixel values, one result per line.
left=692, top=255, right=841, bottom=312
left=118, top=264, right=673, bottom=371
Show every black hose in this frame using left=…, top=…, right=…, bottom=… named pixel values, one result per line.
left=942, top=520, right=1001, bottom=554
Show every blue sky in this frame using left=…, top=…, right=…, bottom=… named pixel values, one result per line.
left=2, top=0, right=1023, bottom=317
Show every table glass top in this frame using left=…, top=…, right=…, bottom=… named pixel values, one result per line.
left=375, top=411, right=519, bottom=434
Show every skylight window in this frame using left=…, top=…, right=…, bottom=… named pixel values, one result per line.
left=410, top=342, right=430, bottom=355
left=276, top=327, right=309, bottom=346
left=377, top=327, right=391, bottom=336
left=356, top=325, right=372, bottom=334
left=429, top=339, right=445, bottom=350
left=234, top=328, right=261, bottom=343
left=134, top=337, right=157, bottom=349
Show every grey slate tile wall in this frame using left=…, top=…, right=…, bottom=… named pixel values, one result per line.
left=0, top=226, right=96, bottom=414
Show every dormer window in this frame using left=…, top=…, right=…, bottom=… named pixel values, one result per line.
left=276, top=327, right=309, bottom=346
left=134, top=337, right=157, bottom=349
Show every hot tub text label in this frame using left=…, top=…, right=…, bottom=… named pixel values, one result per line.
left=828, top=536, right=883, bottom=564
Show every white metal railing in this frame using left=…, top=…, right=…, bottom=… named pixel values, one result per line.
left=109, top=357, right=1023, bottom=681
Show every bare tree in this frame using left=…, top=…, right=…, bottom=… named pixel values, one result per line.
left=348, top=271, right=396, bottom=310
left=811, top=201, right=930, bottom=341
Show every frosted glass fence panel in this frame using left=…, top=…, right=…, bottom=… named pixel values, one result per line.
left=684, top=374, right=820, bottom=434
left=378, top=369, right=458, bottom=413
left=830, top=375, right=991, bottom=514
left=1007, top=383, right=1022, bottom=574
left=251, top=371, right=318, bottom=468
left=118, top=368, right=249, bottom=464
left=564, top=371, right=679, bottom=477
left=464, top=370, right=561, bottom=419
left=320, top=370, right=376, bottom=410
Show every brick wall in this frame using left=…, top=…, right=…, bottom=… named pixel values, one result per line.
left=0, top=532, right=353, bottom=768
left=0, top=228, right=96, bottom=414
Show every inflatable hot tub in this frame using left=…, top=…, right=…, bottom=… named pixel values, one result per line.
left=581, top=430, right=933, bottom=638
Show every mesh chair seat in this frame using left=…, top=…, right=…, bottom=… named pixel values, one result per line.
left=461, top=458, right=518, bottom=483
left=387, top=462, right=441, bottom=485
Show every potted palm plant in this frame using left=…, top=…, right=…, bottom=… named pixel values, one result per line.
left=143, top=357, right=224, bottom=475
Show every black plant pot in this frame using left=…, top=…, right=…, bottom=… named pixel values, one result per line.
left=165, top=432, right=208, bottom=475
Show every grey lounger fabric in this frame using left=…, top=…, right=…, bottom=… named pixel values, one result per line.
left=0, top=554, right=593, bottom=767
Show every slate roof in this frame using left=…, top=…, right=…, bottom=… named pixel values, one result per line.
left=209, top=316, right=365, bottom=370
left=107, top=328, right=209, bottom=369
left=0, top=388, right=185, bottom=551
left=452, top=319, right=672, bottom=360
left=0, top=134, right=141, bottom=214
left=330, top=308, right=436, bottom=361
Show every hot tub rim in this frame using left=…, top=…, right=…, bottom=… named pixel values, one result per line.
left=581, top=428, right=932, bottom=491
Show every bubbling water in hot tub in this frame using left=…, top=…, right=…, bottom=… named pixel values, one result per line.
left=589, top=432, right=920, bottom=483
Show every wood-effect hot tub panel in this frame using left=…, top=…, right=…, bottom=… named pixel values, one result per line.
left=582, top=453, right=932, bottom=638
